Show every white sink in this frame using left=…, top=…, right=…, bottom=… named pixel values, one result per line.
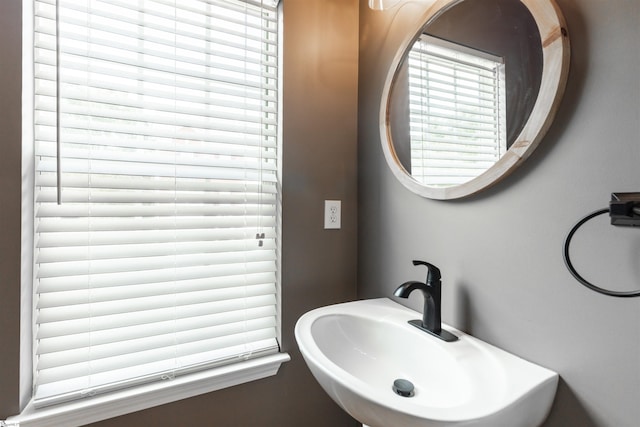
left=294, top=298, right=558, bottom=427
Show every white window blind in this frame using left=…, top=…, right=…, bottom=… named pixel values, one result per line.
left=32, top=0, right=280, bottom=408
left=408, top=35, right=506, bottom=187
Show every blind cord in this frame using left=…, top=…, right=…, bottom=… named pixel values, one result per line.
left=55, top=0, right=62, bottom=205
left=563, top=208, right=640, bottom=298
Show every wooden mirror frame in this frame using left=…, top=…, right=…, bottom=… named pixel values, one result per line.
left=380, top=0, right=570, bottom=200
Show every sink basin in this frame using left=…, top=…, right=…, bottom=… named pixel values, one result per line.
left=294, top=298, right=558, bottom=427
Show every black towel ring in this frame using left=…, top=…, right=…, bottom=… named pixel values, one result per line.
left=563, top=208, right=640, bottom=298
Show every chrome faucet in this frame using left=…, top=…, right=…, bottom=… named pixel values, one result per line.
left=394, top=260, right=458, bottom=342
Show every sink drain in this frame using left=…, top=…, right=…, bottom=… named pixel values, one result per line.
left=392, top=378, right=414, bottom=397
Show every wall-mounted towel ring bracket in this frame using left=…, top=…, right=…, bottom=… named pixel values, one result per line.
left=563, top=206, right=640, bottom=298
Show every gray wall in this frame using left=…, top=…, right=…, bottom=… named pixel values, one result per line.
left=358, top=1, right=639, bottom=426
left=0, top=0, right=23, bottom=418
left=0, top=0, right=359, bottom=426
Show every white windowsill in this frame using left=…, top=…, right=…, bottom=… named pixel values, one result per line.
left=4, top=353, right=290, bottom=427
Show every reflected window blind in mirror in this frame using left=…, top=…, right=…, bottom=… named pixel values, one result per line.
left=31, top=0, right=280, bottom=407
left=408, top=35, right=506, bottom=187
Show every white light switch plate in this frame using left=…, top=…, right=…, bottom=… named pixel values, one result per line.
left=324, top=200, right=341, bottom=229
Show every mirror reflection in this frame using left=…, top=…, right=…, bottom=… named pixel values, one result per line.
left=388, top=0, right=543, bottom=188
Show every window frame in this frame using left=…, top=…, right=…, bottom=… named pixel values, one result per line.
left=10, top=1, right=288, bottom=425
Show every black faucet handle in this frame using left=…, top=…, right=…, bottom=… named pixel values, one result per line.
left=412, top=260, right=441, bottom=284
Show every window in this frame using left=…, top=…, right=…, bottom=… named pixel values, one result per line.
left=407, top=35, right=506, bottom=187
left=22, top=0, right=284, bottom=418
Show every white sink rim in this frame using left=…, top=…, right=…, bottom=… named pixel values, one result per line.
left=294, top=298, right=559, bottom=427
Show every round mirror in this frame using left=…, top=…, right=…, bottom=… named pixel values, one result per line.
left=380, top=0, right=570, bottom=200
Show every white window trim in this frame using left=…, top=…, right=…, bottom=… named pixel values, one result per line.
left=5, top=353, right=290, bottom=427
left=11, top=1, right=289, bottom=425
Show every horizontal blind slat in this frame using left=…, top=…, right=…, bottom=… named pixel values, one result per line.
left=35, top=172, right=278, bottom=192
left=34, top=59, right=277, bottom=102
left=37, top=260, right=277, bottom=293
left=38, top=305, right=277, bottom=353
left=36, top=247, right=276, bottom=278
left=37, top=218, right=276, bottom=234
left=38, top=316, right=277, bottom=369
left=38, top=293, right=277, bottom=336
left=37, top=274, right=276, bottom=310
left=37, top=240, right=277, bottom=265
left=36, top=203, right=277, bottom=218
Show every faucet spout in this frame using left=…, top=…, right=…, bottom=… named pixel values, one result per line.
left=393, top=261, right=457, bottom=342
left=394, top=280, right=430, bottom=299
